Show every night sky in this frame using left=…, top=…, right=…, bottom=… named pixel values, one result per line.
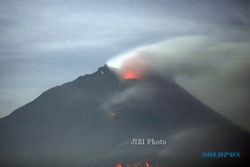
left=0, top=0, right=249, bottom=129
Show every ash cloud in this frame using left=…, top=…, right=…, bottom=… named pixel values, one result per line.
left=101, top=82, right=154, bottom=117
left=107, top=36, right=250, bottom=130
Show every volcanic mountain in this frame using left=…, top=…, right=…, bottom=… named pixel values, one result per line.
left=0, top=65, right=249, bottom=167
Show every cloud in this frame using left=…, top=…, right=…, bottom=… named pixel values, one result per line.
left=107, top=36, right=250, bottom=130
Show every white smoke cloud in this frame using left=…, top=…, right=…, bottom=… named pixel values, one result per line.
left=107, top=36, right=250, bottom=130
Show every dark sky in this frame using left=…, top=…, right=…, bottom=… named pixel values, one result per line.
left=0, top=0, right=249, bottom=129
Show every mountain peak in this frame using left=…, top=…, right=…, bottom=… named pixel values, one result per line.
left=97, top=64, right=110, bottom=74
left=76, top=64, right=117, bottom=82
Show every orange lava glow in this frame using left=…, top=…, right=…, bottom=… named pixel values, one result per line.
left=120, top=54, right=148, bottom=80
left=115, top=160, right=153, bottom=167
left=122, top=69, right=143, bottom=79
left=111, top=112, right=117, bottom=118
left=116, top=163, right=123, bottom=167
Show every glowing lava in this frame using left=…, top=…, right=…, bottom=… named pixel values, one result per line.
left=120, top=54, right=148, bottom=80
left=110, top=112, right=117, bottom=118
left=116, top=163, right=123, bottom=167
left=122, top=69, right=143, bottom=80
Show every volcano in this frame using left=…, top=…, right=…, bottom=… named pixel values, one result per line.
left=0, top=65, right=249, bottom=167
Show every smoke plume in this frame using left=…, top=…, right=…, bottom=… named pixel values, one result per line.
left=107, top=36, right=250, bottom=130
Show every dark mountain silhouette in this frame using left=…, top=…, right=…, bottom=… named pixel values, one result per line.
left=0, top=65, right=249, bottom=167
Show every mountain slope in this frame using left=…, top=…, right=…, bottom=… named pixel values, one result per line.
left=0, top=65, right=249, bottom=167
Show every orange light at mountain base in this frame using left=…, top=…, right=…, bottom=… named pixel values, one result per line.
left=116, top=163, right=123, bottom=167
